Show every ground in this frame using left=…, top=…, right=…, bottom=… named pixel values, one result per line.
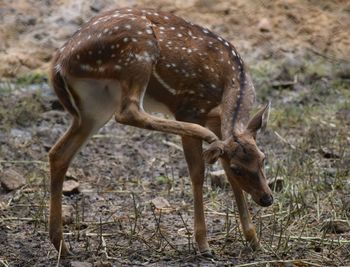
left=0, top=0, right=350, bottom=266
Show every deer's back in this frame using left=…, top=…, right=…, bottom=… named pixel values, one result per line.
left=53, top=8, right=246, bottom=118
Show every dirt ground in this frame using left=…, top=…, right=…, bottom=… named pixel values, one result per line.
left=0, top=0, right=350, bottom=266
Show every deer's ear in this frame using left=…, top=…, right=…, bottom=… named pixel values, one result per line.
left=246, top=102, right=270, bottom=138
left=203, top=141, right=224, bottom=164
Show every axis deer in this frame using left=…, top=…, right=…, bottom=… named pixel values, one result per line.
left=49, top=7, right=273, bottom=256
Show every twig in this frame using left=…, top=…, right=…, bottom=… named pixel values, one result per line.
left=274, top=131, right=296, bottom=149
left=56, top=240, right=62, bottom=267
left=92, top=134, right=117, bottom=139
left=177, top=211, right=193, bottom=253
left=273, top=234, right=350, bottom=244
left=270, top=76, right=297, bottom=89
left=0, top=160, right=47, bottom=165
left=162, top=140, right=183, bottom=151
left=235, top=259, right=323, bottom=267
left=0, top=217, right=37, bottom=222
left=151, top=204, right=179, bottom=252
left=0, top=259, right=10, bottom=267
left=204, top=208, right=288, bottom=218
left=307, top=47, right=350, bottom=64
left=131, top=192, right=139, bottom=235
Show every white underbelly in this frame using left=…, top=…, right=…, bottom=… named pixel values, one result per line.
left=67, top=77, right=173, bottom=119
left=143, top=93, right=173, bottom=117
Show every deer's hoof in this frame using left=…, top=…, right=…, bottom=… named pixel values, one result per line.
left=200, top=249, right=214, bottom=258
left=50, top=236, right=72, bottom=257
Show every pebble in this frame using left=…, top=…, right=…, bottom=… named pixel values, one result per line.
left=62, top=179, right=80, bottom=195
left=0, top=169, right=26, bottom=191
left=62, top=204, right=75, bottom=225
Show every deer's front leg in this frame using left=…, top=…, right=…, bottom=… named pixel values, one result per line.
left=181, top=136, right=210, bottom=254
left=221, top=159, right=260, bottom=250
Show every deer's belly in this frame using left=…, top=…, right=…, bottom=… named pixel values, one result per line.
left=68, top=76, right=173, bottom=119
left=143, top=93, right=174, bottom=117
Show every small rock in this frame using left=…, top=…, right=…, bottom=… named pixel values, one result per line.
left=63, top=180, right=80, bottom=196
left=0, top=169, right=26, bottom=191
left=336, top=107, right=350, bottom=124
left=56, top=25, right=78, bottom=40
left=319, top=147, right=340, bottom=159
left=210, top=170, right=229, bottom=189
left=90, top=0, right=105, bottom=12
left=195, top=0, right=216, bottom=8
left=257, top=18, right=272, bottom=32
left=70, top=261, right=92, bottom=267
left=334, top=63, right=350, bottom=79
left=62, top=204, right=75, bottom=225
left=151, top=196, right=171, bottom=210
left=10, top=128, right=32, bottom=145
left=268, top=177, right=284, bottom=192
left=0, top=201, right=7, bottom=210
left=324, top=168, right=337, bottom=177
left=279, top=263, right=297, bottom=267
left=321, top=220, right=350, bottom=234
left=342, top=196, right=350, bottom=213
left=16, top=15, right=37, bottom=27
left=93, top=261, right=113, bottom=267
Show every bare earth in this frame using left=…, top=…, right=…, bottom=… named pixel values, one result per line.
left=0, top=0, right=350, bottom=266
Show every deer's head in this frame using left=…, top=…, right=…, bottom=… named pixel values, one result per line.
left=204, top=104, right=273, bottom=207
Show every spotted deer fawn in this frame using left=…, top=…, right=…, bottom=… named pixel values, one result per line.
left=49, top=7, right=273, bottom=256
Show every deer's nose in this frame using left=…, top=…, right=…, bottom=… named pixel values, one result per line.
left=260, top=194, right=273, bottom=207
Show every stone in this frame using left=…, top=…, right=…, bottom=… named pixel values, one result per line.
left=342, top=196, right=350, bottom=213
left=93, top=261, right=113, bottom=267
left=268, top=177, right=284, bottom=192
left=321, top=220, right=350, bottom=234
left=62, top=179, right=80, bottom=196
left=0, top=169, right=26, bottom=191
left=151, top=196, right=171, bottom=210
left=70, top=261, right=92, bottom=267
left=62, top=204, right=75, bottom=225
left=257, top=18, right=272, bottom=32
left=210, top=170, right=228, bottom=189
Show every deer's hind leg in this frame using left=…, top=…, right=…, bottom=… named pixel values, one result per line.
left=49, top=78, right=121, bottom=255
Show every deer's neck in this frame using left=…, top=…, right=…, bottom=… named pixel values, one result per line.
left=221, top=71, right=256, bottom=140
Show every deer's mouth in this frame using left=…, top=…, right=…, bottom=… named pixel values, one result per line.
left=258, top=194, right=273, bottom=207
left=251, top=192, right=273, bottom=207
